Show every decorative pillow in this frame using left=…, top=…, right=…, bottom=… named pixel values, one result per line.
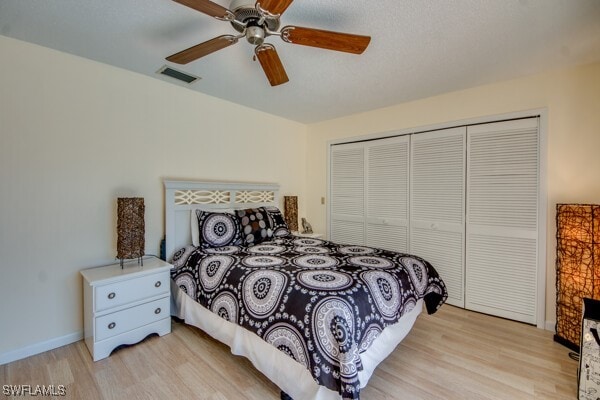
left=235, top=207, right=273, bottom=246
left=196, top=210, right=242, bottom=248
left=191, top=208, right=234, bottom=246
left=264, top=206, right=291, bottom=237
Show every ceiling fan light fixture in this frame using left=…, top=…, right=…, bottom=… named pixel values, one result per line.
left=246, top=25, right=265, bottom=45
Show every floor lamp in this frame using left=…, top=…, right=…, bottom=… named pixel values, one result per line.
left=555, top=204, right=600, bottom=350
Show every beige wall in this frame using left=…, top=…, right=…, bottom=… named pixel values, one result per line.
left=0, top=36, right=307, bottom=356
left=305, top=62, right=600, bottom=326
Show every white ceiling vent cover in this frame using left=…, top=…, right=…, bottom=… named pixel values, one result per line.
left=157, top=65, right=200, bottom=84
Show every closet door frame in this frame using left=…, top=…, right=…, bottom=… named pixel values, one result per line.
left=326, top=108, right=547, bottom=329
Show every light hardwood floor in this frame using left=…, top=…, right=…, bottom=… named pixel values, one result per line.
left=0, top=305, right=577, bottom=399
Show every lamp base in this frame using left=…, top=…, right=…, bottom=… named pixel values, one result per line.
left=553, top=333, right=579, bottom=352
left=119, top=256, right=144, bottom=269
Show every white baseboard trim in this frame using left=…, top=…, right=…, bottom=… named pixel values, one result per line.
left=545, top=320, right=556, bottom=333
left=0, top=331, right=83, bottom=365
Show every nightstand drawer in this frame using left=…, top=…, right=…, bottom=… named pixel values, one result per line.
left=95, top=271, right=169, bottom=312
left=95, top=296, right=170, bottom=341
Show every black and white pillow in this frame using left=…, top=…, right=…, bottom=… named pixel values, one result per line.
left=196, top=210, right=242, bottom=248
left=235, top=207, right=272, bottom=246
left=264, top=206, right=290, bottom=237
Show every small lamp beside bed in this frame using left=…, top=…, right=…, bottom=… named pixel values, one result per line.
left=283, top=195, right=298, bottom=232
left=116, top=197, right=145, bottom=268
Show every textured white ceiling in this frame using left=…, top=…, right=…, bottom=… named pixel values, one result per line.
left=1, top=0, right=599, bottom=123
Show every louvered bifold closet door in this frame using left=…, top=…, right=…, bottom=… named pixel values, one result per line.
left=365, top=136, right=410, bottom=252
left=410, top=127, right=466, bottom=307
left=330, top=142, right=365, bottom=245
left=466, top=118, right=539, bottom=324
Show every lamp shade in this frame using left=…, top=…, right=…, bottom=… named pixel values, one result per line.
left=555, top=204, right=600, bottom=350
left=284, top=196, right=298, bottom=232
left=117, top=197, right=145, bottom=263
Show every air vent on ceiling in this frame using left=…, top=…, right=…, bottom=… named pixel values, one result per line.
left=157, top=65, right=200, bottom=84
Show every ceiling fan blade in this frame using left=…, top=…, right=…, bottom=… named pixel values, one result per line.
left=255, top=44, right=289, bottom=86
left=281, top=26, right=371, bottom=54
left=166, top=35, right=238, bottom=64
left=173, top=0, right=231, bottom=19
left=257, top=0, right=293, bottom=16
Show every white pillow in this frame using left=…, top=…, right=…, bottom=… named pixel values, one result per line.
left=190, top=208, right=234, bottom=246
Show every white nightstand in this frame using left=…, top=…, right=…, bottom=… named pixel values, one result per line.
left=80, top=256, right=173, bottom=361
left=294, top=232, right=324, bottom=239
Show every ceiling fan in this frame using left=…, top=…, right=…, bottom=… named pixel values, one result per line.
left=166, top=0, right=371, bottom=86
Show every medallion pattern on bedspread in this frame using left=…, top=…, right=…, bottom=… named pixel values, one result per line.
left=172, top=236, right=447, bottom=399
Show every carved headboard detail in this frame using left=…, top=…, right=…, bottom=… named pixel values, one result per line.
left=164, top=180, right=279, bottom=260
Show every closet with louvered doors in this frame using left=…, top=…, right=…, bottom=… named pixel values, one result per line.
left=328, top=116, right=542, bottom=325
left=329, top=136, right=410, bottom=252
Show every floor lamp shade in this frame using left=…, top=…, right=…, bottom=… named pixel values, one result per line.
left=284, top=196, right=298, bottom=232
left=117, top=197, right=145, bottom=263
left=555, top=204, right=600, bottom=350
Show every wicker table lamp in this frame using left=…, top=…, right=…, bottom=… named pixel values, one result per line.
left=117, top=197, right=145, bottom=267
left=284, top=196, right=298, bottom=232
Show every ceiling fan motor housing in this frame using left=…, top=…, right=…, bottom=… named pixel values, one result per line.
left=229, top=0, right=254, bottom=11
left=229, top=0, right=280, bottom=33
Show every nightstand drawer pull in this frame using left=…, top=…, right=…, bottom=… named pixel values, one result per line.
left=108, top=292, right=116, bottom=299
left=155, top=307, right=161, bottom=315
left=154, top=281, right=161, bottom=288
left=108, top=322, right=116, bottom=330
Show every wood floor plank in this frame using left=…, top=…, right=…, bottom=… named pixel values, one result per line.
left=0, top=305, right=578, bottom=399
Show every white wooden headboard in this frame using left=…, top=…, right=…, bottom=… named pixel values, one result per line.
left=164, top=180, right=280, bottom=260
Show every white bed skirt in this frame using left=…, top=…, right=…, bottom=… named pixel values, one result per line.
left=171, top=282, right=423, bottom=400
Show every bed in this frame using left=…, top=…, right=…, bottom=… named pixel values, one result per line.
left=165, top=180, right=447, bottom=400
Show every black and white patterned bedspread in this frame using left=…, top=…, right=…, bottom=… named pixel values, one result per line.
left=171, top=235, right=447, bottom=399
